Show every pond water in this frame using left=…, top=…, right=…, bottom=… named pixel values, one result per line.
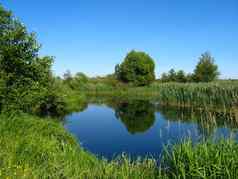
left=64, top=99, right=238, bottom=159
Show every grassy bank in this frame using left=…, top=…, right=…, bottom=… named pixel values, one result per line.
left=1, top=114, right=238, bottom=178
left=0, top=114, right=161, bottom=178
left=80, top=80, right=238, bottom=111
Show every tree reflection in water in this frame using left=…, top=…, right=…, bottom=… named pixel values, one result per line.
left=114, top=100, right=156, bottom=134
left=86, top=96, right=238, bottom=138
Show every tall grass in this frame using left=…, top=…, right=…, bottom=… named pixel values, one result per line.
left=83, top=81, right=238, bottom=111
left=0, top=114, right=161, bottom=179
left=1, top=114, right=238, bottom=178
left=150, top=81, right=238, bottom=109
left=162, top=140, right=238, bottom=179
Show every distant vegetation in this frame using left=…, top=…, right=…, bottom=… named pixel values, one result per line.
left=115, top=50, right=156, bottom=86
left=161, top=52, right=220, bottom=83
left=62, top=73, right=238, bottom=111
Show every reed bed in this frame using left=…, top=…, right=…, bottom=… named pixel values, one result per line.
left=84, top=81, right=238, bottom=111
left=162, top=140, right=238, bottom=179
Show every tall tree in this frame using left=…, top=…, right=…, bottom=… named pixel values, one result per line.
left=193, top=52, right=219, bottom=82
left=0, top=5, right=64, bottom=114
left=116, top=50, right=156, bottom=86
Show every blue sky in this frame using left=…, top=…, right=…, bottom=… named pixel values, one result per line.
left=1, top=0, right=238, bottom=78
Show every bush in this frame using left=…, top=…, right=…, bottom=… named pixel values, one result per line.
left=0, top=5, right=66, bottom=115
left=161, top=69, right=187, bottom=83
left=116, top=50, right=156, bottom=86
left=193, top=52, right=220, bottom=82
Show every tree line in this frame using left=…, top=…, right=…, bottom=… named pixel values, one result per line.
left=63, top=50, right=220, bottom=88
left=161, top=52, right=219, bottom=83
left=115, top=50, right=219, bottom=85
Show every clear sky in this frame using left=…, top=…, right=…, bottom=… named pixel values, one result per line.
left=1, top=0, right=238, bottom=78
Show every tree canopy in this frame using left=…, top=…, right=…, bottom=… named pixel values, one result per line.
left=115, top=50, right=156, bottom=86
left=193, top=52, right=219, bottom=82
left=161, top=52, right=219, bottom=83
left=0, top=5, right=64, bottom=115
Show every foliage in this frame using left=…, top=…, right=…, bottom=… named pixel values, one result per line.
left=161, top=69, right=188, bottom=83
left=116, top=50, right=156, bottom=86
left=193, top=52, right=220, bottom=82
left=161, top=52, right=219, bottom=83
left=63, top=70, right=89, bottom=90
left=0, top=5, right=66, bottom=115
left=83, top=81, right=238, bottom=110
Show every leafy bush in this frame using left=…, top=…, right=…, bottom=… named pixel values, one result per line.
left=116, top=50, right=156, bottom=86
left=0, top=5, right=66, bottom=115
left=161, top=69, right=188, bottom=83
left=161, top=52, right=219, bottom=83
left=193, top=52, right=220, bottom=82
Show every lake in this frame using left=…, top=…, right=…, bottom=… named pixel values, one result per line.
left=64, top=99, right=238, bottom=159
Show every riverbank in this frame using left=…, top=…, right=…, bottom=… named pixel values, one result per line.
left=76, top=80, right=238, bottom=111
left=1, top=114, right=238, bottom=178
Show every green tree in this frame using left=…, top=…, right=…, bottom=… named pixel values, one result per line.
left=161, top=69, right=187, bottom=83
left=71, top=72, right=88, bottom=90
left=176, top=70, right=187, bottom=83
left=0, top=5, right=65, bottom=115
left=116, top=50, right=156, bottom=86
left=168, top=69, right=176, bottom=81
left=193, top=52, right=219, bottom=82
left=161, top=72, right=169, bottom=82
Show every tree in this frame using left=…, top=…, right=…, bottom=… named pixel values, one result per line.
left=161, top=73, right=169, bottom=82
left=71, top=72, right=88, bottom=90
left=114, top=64, right=121, bottom=80
left=176, top=70, right=187, bottom=83
left=63, top=70, right=73, bottom=87
left=161, top=69, right=187, bottom=83
left=168, top=69, right=176, bottom=81
left=0, top=5, right=65, bottom=115
left=116, top=50, right=156, bottom=86
left=193, top=52, right=219, bottom=82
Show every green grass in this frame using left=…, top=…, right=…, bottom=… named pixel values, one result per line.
left=82, top=81, right=238, bottom=111
left=162, top=140, right=238, bottom=179
left=1, top=114, right=238, bottom=178
left=0, top=114, right=161, bottom=179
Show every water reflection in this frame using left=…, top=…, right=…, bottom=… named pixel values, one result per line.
left=91, top=97, right=238, bottom=137
left=64, top=97, right=238, bottom=159
left=114, top=100, right=155, bottom=134
left=157, top=105, right=238, bottom=138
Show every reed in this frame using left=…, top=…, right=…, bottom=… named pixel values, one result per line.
left=162, top=139, right=238, bottom=179
left=84, top=81, right=238, bottom=110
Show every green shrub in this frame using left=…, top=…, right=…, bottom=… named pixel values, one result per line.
left=193, top=52, right=220, bottom=82
left=116, top=50, right=156, bottom=86
left=0, top=5, right=67, bottom=116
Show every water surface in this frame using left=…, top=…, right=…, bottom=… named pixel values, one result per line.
left=64, top=99, right=238, bottom=159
